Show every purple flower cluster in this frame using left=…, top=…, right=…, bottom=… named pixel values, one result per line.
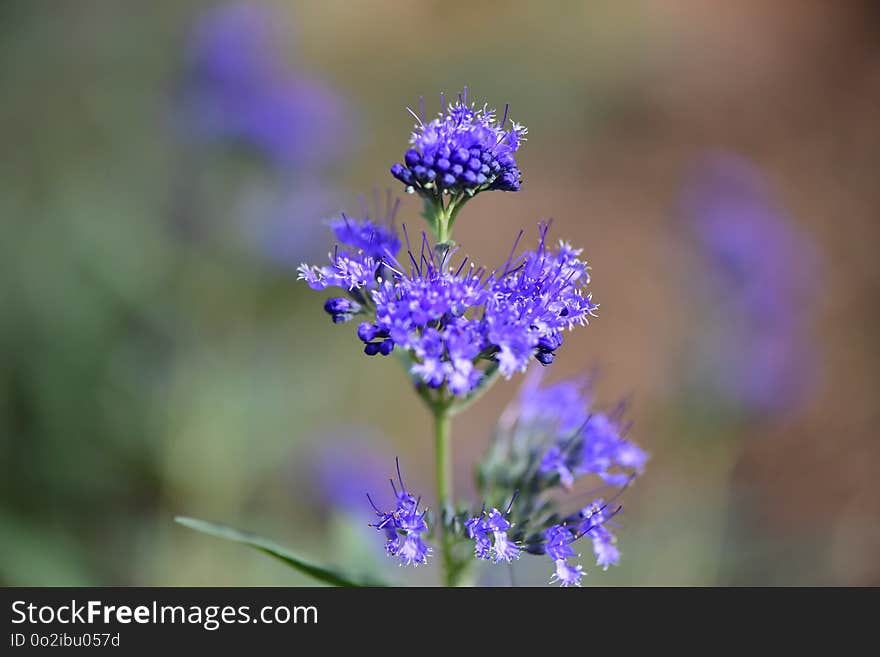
left=297, top=207, right=402, bottom=298
left=390, top=89, right=527, bottom=198
left=476, top=370, right=646, bottom=585
left=300, top=90, right=646, bottom=586
left=514, top=372, right=648, bottom=488
left=539, top=500, right=620, bottom=586
left=367, top=460, right=431, bottom=567
left=300, top=218, right=597, bottom=395
left=365, top=456, right=628, bottom=585
left=539, top=412, right=647, bottom=489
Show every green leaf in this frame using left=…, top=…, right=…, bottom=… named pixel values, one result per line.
left=175, top=516, right=386, bottom=587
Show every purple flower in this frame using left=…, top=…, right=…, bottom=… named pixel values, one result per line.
left=301, top=219, right=596, bottom=393
left=574, top=413, right=648, bottom=487
left=543, top=525, right=576, bottom=561
left=681, top=153, right=819, bottom=418
left=367, top=224, right=594, bottom=391
left=550, top=559, right=585, bottom=587
left=580, top=500, right=621, bottom=570
left=390, top=88, right=527, bottom=199
left=536, top=499, right=621, bottom=586
left=178, top=2, right=349, bottom=168
left=542, top=526, right=586, bottom=587
left=479, top=370, right=645, bottom=584
left=515, top=369, right=591, bottom=435
left=483, top=223, right=598, bottom=377
left=507, top=369, right=648, bottom=489
left=328, top=209, right=401, bottom=261
left=297, top=203, right=402, bottom=297
left=368, top=460, right=431, bottom=567
left=466, top=506, right=521, bottom=563
left=465, top=515, right=493, bottom=560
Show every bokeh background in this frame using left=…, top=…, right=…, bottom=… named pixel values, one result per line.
left=2, top=0, right=878, bottom=586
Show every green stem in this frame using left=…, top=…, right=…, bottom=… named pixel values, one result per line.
left=436, top=204, right=451, bottom=244
left=429, top=195, right=467, bottom=246
left=433, top=405, right=458, bottom=586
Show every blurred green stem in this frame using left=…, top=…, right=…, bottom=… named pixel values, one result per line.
left=433, top=404, right=458, bottom=586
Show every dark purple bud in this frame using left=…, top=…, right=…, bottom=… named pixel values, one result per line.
left=453, top=147, right=470, bottom=164
left=499, top=170, right=520, bottom=190
left=476, top=173, right=487, bottom=185
left=441, top=173, right=456, bottom=187
left=357, top=322, right=379, bottom=343
left=481, top=151, right=493, bottom=163
left=535, top=350, right=555, bottom=365
left=390, top=163, right=407, bottom=181
left=413, top=165, right=427, bottom=179
left=451, top=164, right=464, bottom=176
left=497, top=152, right=515, bottom=168
left=463, top=170, right=478, bottom=184
left=436, top=158, right=451, bottom=172
left=422, top=154, right=434, bottom=167
left=537, top=333, right=563, bottom=351
left=324, top=297, right=347, bottom=314
left=404, top=149, right=420, bottom=166
left=364, top=342, right=381, bottom=356
left=469, top=147, right=481, bottom=157
left=324, top=297, right=361, bottom=324
left=378, top=339, right=394, bottom=356
left=468, top=158, right=482, bottom=171
left=425, top=169, right=437, bottom=181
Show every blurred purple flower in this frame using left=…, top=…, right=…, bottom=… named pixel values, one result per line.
left=172, top=2, right=355, bottom=266
left=178, top=2, right=349, bottom=168
left=682, top=153, right=820, bottom=417
left=302, top=431, right=392, bottom=517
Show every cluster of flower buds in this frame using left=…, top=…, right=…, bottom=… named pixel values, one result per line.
left=390, top=89, right=525, bottom=200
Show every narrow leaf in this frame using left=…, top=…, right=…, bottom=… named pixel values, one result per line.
left=175, top=516, right=385, bottom=587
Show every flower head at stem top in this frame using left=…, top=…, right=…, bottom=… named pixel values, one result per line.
left=390, top=87, right=527, bottom=242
